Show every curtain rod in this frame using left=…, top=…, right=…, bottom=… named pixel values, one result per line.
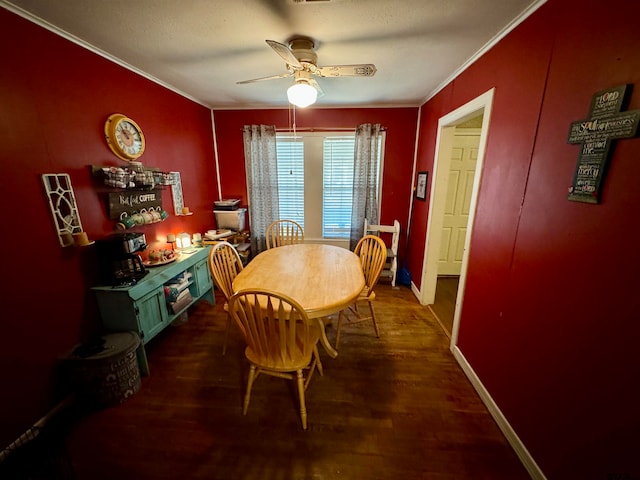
left=276, top=126, right=386, bottom=132
left=240, top=126, right=387, bottom=132
left=277, top=127, right=352, bottom=132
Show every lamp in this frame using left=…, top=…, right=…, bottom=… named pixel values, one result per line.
left=176, top=232, right=191, bottom=250
left=287, top=79, right=318, bottom=108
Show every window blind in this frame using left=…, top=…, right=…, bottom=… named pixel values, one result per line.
left=322, top=137, right=355, bottom=238
left=276, top=138, right=305, bottom=228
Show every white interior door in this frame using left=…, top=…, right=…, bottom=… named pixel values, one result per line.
left=438, top=130, right=480, bottom=275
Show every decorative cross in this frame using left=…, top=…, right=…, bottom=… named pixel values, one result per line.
left=567, top=84, right=639, bottom=203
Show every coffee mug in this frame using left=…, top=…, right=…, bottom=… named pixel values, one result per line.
left=117, top=212, right=136, bottom=230
left=149, top=207, right=161, bottom=222
left=159, top=209, right=169, bottom=220
left=140, top=208, right=153, bottom=224
left=131, top=211, right=145, bottom=225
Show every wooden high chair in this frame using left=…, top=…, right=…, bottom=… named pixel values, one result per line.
left=364, top=218, right=400, bottom=286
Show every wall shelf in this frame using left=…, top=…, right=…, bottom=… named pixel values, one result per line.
left=90, top=165, right=174, bottom=190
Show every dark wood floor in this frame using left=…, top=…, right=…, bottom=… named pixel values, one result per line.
left=429, top=276, right=460, bottom=338
left=62, top=284, right=530, bottom=480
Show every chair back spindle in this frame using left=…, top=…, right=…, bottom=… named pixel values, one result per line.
left=208, top=241, right=244, bottom=355
left=356, top=235, right=387, bottom=297
left=266, top=219, right=304, bottom=249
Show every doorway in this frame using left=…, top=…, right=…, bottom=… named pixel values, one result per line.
left=419, top=89, right=495, bottom=346
left=430, top=126, right=481, bottom=336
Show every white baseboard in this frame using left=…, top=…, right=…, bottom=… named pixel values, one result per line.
left=410, top=280, right=422, bottom=303
left=0, top=394, right=76, bottom=463
left=451, top=346, right=547, bottom=480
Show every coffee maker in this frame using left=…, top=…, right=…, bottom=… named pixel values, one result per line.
left=96, top=232, right=148, bottom=286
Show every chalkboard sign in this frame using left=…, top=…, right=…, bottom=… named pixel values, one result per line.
left=106, top=189, right=163, bottom=219
left=567, top=84, right=640, bottom=203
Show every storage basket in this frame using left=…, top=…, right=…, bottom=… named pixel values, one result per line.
left=66, top=331, right=141, bottom=407
left=214, top=208, right=246, bottom=231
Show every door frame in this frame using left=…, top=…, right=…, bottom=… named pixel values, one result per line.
left=419, top=88, right=494, bottom=346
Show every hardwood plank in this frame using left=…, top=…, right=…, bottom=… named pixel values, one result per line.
left=63, top=284, right=530, bottom=480
left=429, top=275, right=459, bottom=337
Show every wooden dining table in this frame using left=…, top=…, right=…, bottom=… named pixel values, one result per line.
left=233, top=243, right=365, bottom=318
left=232, top=243, right=365, bottom=356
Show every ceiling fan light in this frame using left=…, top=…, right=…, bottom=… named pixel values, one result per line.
left=287, top=82, right=318, bottom=108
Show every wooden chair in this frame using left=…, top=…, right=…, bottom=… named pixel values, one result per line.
left=364, top=218, right=400, bottom=286
left=265, top=219, right=304, bottom=249
left=208, top=241, right=244, bottom=355
left=336, top=235, right=387, bottom=348
left=228, top=289, right=337, bottom=430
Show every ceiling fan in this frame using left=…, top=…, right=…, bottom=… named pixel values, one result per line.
left=236, top=37, right=377, bottom=107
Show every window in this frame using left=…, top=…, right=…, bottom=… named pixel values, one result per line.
left=322, top=137, right=355, bottom=238
left=275, top=139, right=305, bottom=228
left=276, top=132, right=383, bottom=242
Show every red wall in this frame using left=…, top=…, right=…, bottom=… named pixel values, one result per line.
left=409, top=0, right=640, bottom=477
left=213, top=107, right=418, bottom=258
left=4, top=0, right=640, bottom=476
left=0, top=7, right=418, bottom=447
left=0, top=9, right=218, bottom=446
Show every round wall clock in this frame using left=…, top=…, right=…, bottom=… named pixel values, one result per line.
left=104, top=113, right=146, bottom=161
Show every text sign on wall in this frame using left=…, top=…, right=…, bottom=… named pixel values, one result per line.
left=567, top=84, right=640, bottom=204
left=106, top=189, right=163, bottom=219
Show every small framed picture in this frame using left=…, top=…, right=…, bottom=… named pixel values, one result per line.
left=416, top=171, right=428, bottom=201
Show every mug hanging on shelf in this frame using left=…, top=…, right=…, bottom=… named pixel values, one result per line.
left=131, top=211, right=145, bottom=225
left=117, top=212, right=136, bottom=230
left=149, top=207, right=161, bottom=222
left=140, top=208, right=153, bottom=224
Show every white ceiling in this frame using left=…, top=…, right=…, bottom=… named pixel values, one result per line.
left=2, top=0, right=542, bottom=109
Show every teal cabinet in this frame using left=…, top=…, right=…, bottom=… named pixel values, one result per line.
left=137, top=288, right=169, bottom=342
left=92, top=247, right=214, bottom=375
left=193, top=257, right=213, bottom=298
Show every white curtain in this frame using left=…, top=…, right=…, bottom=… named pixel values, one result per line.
left=350, top=123, right=382, bottom=250
left=243, top=125, right=279, bottom=253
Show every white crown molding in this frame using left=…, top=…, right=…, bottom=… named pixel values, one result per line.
left=1, top=1, right=209, bottom=108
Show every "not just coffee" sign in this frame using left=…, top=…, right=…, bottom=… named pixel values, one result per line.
left=106, top=189, right=163, bottom=219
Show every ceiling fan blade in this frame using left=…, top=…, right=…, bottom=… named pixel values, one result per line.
left=236, top=72, right=293, bottom=84
left=317, top=64, right=377, bottom=78
left=266, top=39, right=302, bottom=68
